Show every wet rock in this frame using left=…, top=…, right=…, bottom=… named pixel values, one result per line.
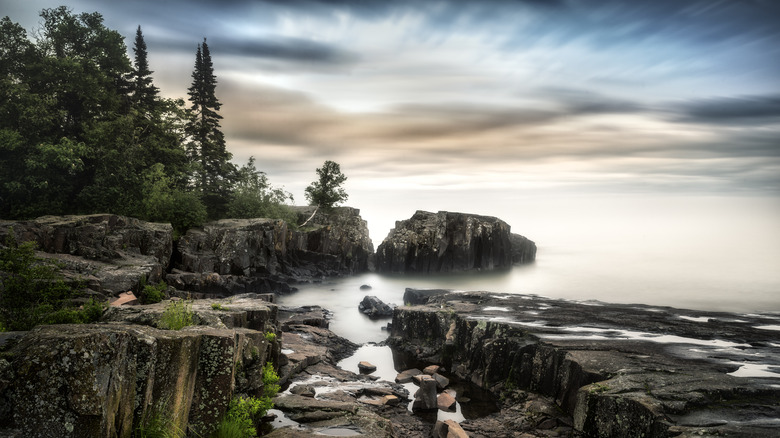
left=432, top=373, right=450, bottom=390
left=358, top=361, right=377, bottom=374
left=412, top=375, right=438, bottom=411
left=396, top=368, right=422, bottom=384
left=360, top=284, right=372, bottom=290
left=433, top=419, right=469, bottom=438
left=358, top=296, right=396, bottom=318
left=423, top=365, right=441, bottom=375
left=437, top=392, right=457, bottom=411
left=290, top=385, right=316, bottom=398
left=376, top=210, right=530, bottom=273
left=279, top=306, right=331, bottom=330
left=389, top=290, right=780, bottom=438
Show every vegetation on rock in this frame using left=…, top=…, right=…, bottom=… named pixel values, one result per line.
left=305, top=160, right=349, bottom=210
left=0, top=232, right=105, bottom=331
left=158, top=299, right=194, bottom=330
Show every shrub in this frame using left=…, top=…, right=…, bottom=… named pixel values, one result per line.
left=262, top=361, right=280, bottom=398
left=134, top=399, right=184, bottom=438
left=140, top=281, right=167, bottom=304
left=211, top=302, right=228, bottom=311
left=211, top=362, right=279, bottom=438
left=158, top=299, right=193, bottom=330
left=0, top=232, right=103, bottom=330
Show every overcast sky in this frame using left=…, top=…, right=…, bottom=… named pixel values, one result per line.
left=3, top=0, right=780, bottom=211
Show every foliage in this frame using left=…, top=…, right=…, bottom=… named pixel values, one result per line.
left=158, top=299, right=194, bottom=330
left=141, top=163, right=207, bottom=235
left=262, top=361, right=281, bottom=398
left=211, top=302, right=228, bottom=311
left=264, top=332, right=277, bottom=343
left=0, top=232, right=104, bottom=331
left=186, top=39, right=235, bottom=220
left=133, top=399, right=184, bottom=438
left=304, top=160, right=349, bottom=209
left=227, top=157, right=297, bottom=224
left=140, top=281, right=167, bottom=304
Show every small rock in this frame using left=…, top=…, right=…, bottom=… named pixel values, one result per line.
left=110, top=291, right=138, bottom=306
left=437, top=392, right=457, bottom=411
left=358, top=295, right=396, bottom=318
left=432, top=373, right=450, bottom=390
left=395, top=368, right=422, bottom=383
left=290, top=384, right=316, bottom=398
left=433, top=419, right=469, bottom=438
left=423, top=364, right=441, bottom=375
left=412, top=375, right=438, bottom=411
left=412, top=374, right=427, bottom=385
left=382, top=395, right=400, bottom=406
left=360, top=284, right=372, bottom=290
left=537, top=418, right=558, bottom=430
left=358, top=361, right=377, bottom=374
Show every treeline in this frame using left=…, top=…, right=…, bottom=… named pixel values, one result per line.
left=0, top=6, right=336, bottom=234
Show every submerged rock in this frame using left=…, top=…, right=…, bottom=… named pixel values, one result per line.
left=375, top=210, right=534, bottom=274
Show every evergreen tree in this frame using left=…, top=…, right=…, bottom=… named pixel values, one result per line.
left=305, top=160, right=349, bottom=209
left=186, top=38, right=235, bottom=219
left=131, top=25, right=158, bottom=111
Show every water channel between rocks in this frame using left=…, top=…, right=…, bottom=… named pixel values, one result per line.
left=276, top=275, right=501, bottom=424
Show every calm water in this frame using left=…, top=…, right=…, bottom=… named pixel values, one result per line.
left=279, top=195, right=780, bottom=344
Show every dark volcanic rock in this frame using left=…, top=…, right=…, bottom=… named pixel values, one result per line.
left=510, top=233, right=536, bottom=264
left=0, top=298, right=280, bottom=438
left=375, top=210, right=533, bottom=273
left=358, top=295, right=396, bottom=318
left=389, top=289, right=780, bottom=438
left=0, top=214, right=172, bottom=298
left=174, top=207, right=373, bottom=294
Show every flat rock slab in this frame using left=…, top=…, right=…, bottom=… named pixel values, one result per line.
left=390, top=289, right=780, bottom=437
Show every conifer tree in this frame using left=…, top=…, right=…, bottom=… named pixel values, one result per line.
left=131, top=25, right=158, bottom=110
left=186, top=38, right=234, bottom=219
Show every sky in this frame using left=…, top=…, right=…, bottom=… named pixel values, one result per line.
left=2, top=0, right=780, bottom=244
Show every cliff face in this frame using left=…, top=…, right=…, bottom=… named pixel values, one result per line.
left=0, top=297, right=280, bottom=438
left=170, top=207, right=374, bottom=294
left=0, top=214, right=173, bottom=297
left=375, top=211, right=532, bottom=273
left=388, top=290, right=780, bottom=438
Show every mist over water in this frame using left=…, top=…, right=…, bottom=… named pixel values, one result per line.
left=280, top=193, right=780, bottom=343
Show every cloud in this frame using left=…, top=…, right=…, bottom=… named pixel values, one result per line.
left=671, top=95, right=780, bottom=126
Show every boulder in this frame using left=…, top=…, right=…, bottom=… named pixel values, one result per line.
left=396, top=368, right=422, bottom=384
left=0, top=214, right=173, bottom=298
left=433, top=420, right=469, bottom=438
left=358, top=296, right=396, bottom=318
left=375, top=211, right=530, bottom=273
left=358, top=361, right=377, bottom=374
left=437, top=392, right=457, bottom=411
left=412, top=375, right=438, bottom=411
left=423, top=365, right=441, bottom=375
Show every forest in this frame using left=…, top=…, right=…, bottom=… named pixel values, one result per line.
left=0, top=6, right=346, bottom=234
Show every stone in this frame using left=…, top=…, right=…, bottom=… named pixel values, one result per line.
left=358, top=296, right=396, bottom=318
left=382, top=395, right=400, bottom=406
left=433, top=419, right=470, bottom=438
left=360, top=284, right=372, bottom=290
left=412, top=375, right=438, bottom=411
left=423, top=364, right=441, bottom=375
left=432, top=373, right=450, bottom=390
left=437, top=392, right=457, bottom=411
left=389, top=290, right=780, bottom=438
left=173, top=208, right=374, bottom=294
left=110, top=291, right=138, bottom=306
left=510, top=233, right=537, bottom=264
left=358, top=361, right=377, bottom=374
left=290, top=385, right=316, bottom=398
left=376, top=210, right=533, bottom=273
left=395, top=368, right=422, bottom=384
left=0, top=214, right=173, bottom=298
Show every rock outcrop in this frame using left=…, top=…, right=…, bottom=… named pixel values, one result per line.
left=389, top=289, right=780, bottom=438
left=172, top=207, right=373, bottom=294
left=0, top=297, right=280, bottom=438
left=0, top=214, right=173, bottom=298
left=375, top=211, right=534, bottom=273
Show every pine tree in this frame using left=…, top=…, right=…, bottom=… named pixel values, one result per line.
left=186, top=38, right=234, bottom=219
left=131, top=25, right=158, bottom=110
